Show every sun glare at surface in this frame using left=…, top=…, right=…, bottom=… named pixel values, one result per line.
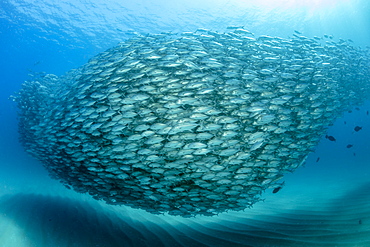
left=239, top=0, right=350, bottom=9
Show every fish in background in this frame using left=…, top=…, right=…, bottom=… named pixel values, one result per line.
left=326, top=135, right=336, bottom=142
left=272, top=181, right=285, bottom=194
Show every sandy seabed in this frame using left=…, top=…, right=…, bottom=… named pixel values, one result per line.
left=0, top=157, right=370, bottom=247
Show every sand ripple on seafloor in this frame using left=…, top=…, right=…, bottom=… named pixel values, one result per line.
left=0, top=182, right=369, bottom=247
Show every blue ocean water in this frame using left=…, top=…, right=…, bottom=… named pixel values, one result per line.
left=0, top=0, right=369, bottom=246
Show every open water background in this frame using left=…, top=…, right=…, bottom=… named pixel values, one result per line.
left=0, top=0, right=370, bottom=246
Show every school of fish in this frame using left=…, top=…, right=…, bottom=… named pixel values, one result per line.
left=14, top=29, right=370, bottom=216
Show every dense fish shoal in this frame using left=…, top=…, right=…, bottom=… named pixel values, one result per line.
left=14, top=29, right=370, bottom=217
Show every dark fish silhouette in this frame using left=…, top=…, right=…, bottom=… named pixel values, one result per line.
left=355, top=107, right=360, bottom=111
left=353, top=152, right=356, bottom=156
left=354, top=126, right=362, bottom=132
left=346, top=144, right=353, bottom=148
left=344, top=121, right=347, bottom=124
left=316, top=157, right=320, bottom=162
left=367, top=110, right=369, bottom=115
left=272, top=182, right=285, bottom=194
left=273, top=187, right=282, bottom=193
left=325, top=135, right=336, bottom=141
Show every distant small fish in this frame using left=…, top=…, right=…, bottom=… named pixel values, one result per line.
left=346, top=144, right=353, bottom=148
left=344, top=121, right=347, bottom=125
left=325, top=135, right=336, bottom=141
left=353, top=152, right=356, bottom=156
left=348, top=110, right=352, bottom=113
left=367, top=110, right=369, bottom=115
left=226, top=26, right=244, bottom=29
left=273, top=187, right=282, bottom=193
left=316, top=157, right=320, bottom=162
left=272, top=182, right=285, bottom=194
left=294, top=30, right=302, bottom=34
left=355, top=107, right=360, bottom=111
left=354, top=126, right=362, bottom=132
